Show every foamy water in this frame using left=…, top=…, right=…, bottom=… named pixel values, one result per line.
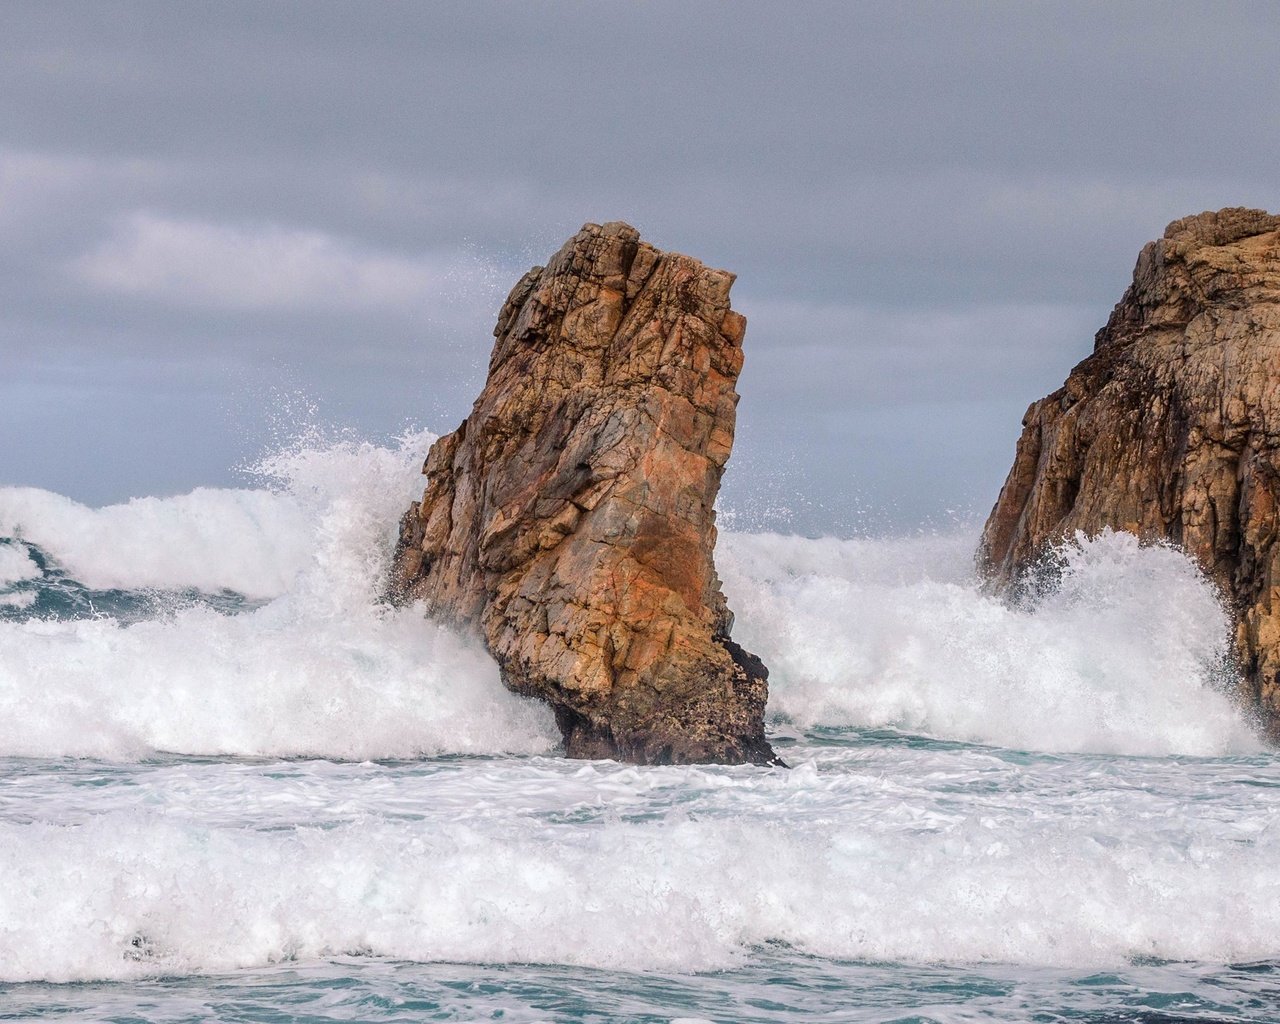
left=0, top=432, right=1275, bottom=1021
left=721, top=529, right=1255, bottom=756
left=3, top=746, right=1279, bottom=986
left=0, top=432, right=556, bottom=760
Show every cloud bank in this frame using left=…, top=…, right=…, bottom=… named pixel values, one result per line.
left=1, top=2, right=1276, bottom=528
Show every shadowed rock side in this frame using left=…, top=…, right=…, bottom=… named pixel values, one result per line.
left=389, top=221, right=776, bottom=765
left=979, top=207, right=1280, bottom=735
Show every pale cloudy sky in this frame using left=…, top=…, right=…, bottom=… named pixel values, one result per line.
left=2, top=2, right=1276, bottom=532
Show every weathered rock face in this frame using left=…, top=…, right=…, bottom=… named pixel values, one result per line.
left=389, top=221, right=776, bottom=765
left=979, top=207, right=1280, bottom=733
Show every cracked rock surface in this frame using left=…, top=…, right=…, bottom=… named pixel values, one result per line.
left=980, top=207, right=1280, bottom=735
left=389, top=221, right=775, bottom=765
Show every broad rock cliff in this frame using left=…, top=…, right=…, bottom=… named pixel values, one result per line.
left=979, top=207, right=1280, bottom=733
left=390, top=221, right=776, bottom=765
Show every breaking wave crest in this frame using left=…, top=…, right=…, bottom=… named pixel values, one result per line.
left=720, top=529, right=1257, bottom=755
left=0, top=431, right=558, bottom=759
left=0, top=432, right=1259, bottom=759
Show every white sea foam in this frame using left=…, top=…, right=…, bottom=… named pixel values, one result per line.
left=4, top=792, right=1279, bottom=983
left=0, top=542, right=40, bottom=586
left=0, top=433, right=1260, bottom=758
left=0, top=431, right=1275, bottom=988
left=720, top=529, right=1259, bottom=756
left=4, top=745, right=1280, bottom=984
left=0, top=486, right=310, bottom=599
left=0, top=607, right=555, bottom=759
left=0, top=431, right=557, bottom=759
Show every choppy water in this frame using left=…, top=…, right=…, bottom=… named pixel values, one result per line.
left=0, top=432, right=1275, bottom=1022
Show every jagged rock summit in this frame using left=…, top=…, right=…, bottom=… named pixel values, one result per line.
left=980, top=207, right=1280, bottom=734
left=390, top=221, right=776, bottom=765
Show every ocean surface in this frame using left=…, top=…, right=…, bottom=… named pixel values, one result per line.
left=1, top=431, right=1277, bottom=1023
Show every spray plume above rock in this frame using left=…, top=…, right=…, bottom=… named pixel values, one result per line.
left=980, top=207, right=1280, bottom=735
left=389, top=221, right=776, bottom=765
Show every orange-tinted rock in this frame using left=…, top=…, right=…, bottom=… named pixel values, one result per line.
left=979, top=207, right=1280, bottom=734
left=390, top=221, right=776, bottom=765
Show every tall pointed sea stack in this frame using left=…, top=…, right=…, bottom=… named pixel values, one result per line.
left=980, top=207, right=1280, bottom=734
left=390, top=221, right=775, bottom=765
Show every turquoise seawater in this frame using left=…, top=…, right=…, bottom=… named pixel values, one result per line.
left=10, top=949, right=1280, bottom=1022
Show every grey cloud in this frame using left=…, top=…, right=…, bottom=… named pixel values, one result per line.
left=72, top=212, right=506, bottom=316
left=740, top=301, right=1101, bottom=405
left=1, top=1, right=1277, bottom=528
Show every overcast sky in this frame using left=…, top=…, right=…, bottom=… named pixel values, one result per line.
left=2, top=2, right=1276, bottom=533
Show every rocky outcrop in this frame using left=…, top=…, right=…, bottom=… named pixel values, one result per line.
left=389, top=221, right=777, bottom=765
left=979, top=207, right=1280, bottom=733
